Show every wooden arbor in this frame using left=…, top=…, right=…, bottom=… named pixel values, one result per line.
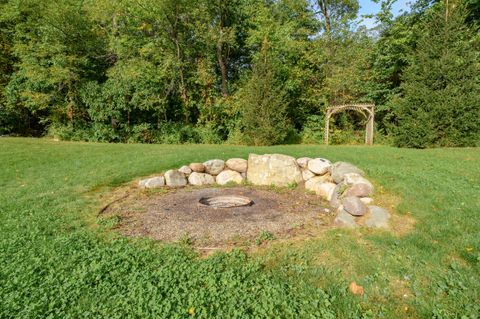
left=324, top=104, right=375, bottom=145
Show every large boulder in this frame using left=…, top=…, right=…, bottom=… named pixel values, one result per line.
left=342, top=196, right=367, bottom=216
left=247, top=153, right=303, bottom=186
left=216, top=170, right=244, bottom=185
left=203, top=159, right=225, bottom=175
left=305, top=175, right=331, bottom=191
left=296, top=157, right=312, bottom=169
left=307, top=158, right=331, bottom=175
left=225, top=158, right=247, bottom=173
left=365, top=206, right=391, bottom=228
left=188, top=172, right=215, bottom=186
left=189, top=163, right=205, bottom=173
left=331, top=162, right=365, bottom=183
left=164, top=169, right=187, bottom=187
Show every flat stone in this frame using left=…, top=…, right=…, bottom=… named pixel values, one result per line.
left=331, top=162, right=365, bottom=183
left=178, top=165, right=192, bottom=175
left=307, top=158, right=332, bottom=175
left=225, top=158, right=247, bottom=173
left=342, top=196, right=367, bottom=216
left=203, top=159, right=225, bottom=175
left=296, top=157, right=312, bottom=169
left=164, top=169, right=187, bottom=187
left=246, top=153, right=303, bottom=187
left=189, top=163, right=205, bottom=173
left=334, top=208, right=358, bottom=228
left=301, top=168, right=316, bottom=181
left=365, top=206, right=391, bottom=228
left=188, top=172, right=215, bottom=186
left=144, top=176, right=165, bottom=188
left=216, top=170, right=244, bottom=185
left=344, top=183, right=373, bottom=197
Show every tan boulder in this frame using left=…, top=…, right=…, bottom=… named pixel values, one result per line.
left=225, top=158, right=247, bottom=173
left=246, top=154, right=303, bottom=186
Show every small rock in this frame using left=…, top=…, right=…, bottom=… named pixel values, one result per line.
left=334, top=208, right=358, bottom=228
left=225, top=158, right=247, bottom=173
left=189, top=163, right=205, bottom=173
left=216, top=170, right=244, bottom=185
left=203, top=159, right=225, bottom=175
left=144, top=176, right=165, bottom=188
left=331, top=162, right=364, bottom=183
left=164, top=170, right=187, bottom=187
left=307, top=158, right=332, bottom=175
left=296, top=157, right=312, bottom=168
left=360, top=197, right=374, bottom=205
left=365, top=206, right=391, bottom=228
left=344, top=183, right=373, bottom=197
left=188, top=172, right=215, bottom=186
left=178, top=165, right=192, bottom=175
left=342, top=196, right=367, bottom=216
left=301, top=168, right=316, bottom=181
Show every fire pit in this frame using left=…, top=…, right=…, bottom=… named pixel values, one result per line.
left=198, top=195, right=253, bottom=208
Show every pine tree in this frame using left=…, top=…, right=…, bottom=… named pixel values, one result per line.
left=393, top=4, right=480, bottom=148
left=239, top=39, right=290, bottom=146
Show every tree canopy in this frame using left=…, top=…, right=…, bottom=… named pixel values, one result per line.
left=0, top=0, right=479, bottom=147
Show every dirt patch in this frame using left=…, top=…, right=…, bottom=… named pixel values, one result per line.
left=101, top=186, right=332, bottom=247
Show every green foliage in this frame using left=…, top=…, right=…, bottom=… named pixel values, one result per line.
left=392, top=4, right=480, bottom=148
left=255, top=230, right=275, bottom=245
left=236, top=40, right=290, bottom=146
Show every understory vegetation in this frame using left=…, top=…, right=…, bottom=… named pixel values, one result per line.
left=0, top=0, right=479, bottom=147
left=1, top=138, right=479, bottom=318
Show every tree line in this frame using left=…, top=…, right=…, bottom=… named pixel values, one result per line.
left=0, top=0, right=479, bottom=147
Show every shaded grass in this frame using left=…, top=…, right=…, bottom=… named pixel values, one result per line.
left=0, top=138, right=479, bottom=318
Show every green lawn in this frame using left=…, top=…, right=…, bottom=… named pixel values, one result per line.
left=1, top=138, right=479, bottom=318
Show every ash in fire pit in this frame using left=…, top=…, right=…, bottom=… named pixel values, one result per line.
left=103, top=186, right=330, bottom=247
left=199, top=195, right=253, bottom=208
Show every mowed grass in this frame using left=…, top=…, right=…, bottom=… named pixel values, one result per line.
left=0, top=138, right=479, bottom=318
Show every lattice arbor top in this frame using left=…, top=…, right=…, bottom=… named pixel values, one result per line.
left=324, top=104, right=375, bottom=145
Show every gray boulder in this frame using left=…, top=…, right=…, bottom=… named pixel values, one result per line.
left=203, top=159, right=225, bottom=175
left=342, top=196, right=367, bottom=216
left=365, top=206, right=391, bottom=229
left=139, top=176, right=165, bottom=189
left=164, top=169, right=187, bottom=187
left=331, top=162, right=365, bottom=183
left=334, top=208, right=358, bottom=228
